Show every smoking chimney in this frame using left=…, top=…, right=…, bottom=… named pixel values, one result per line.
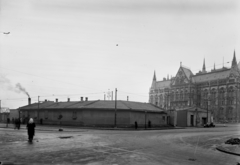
left=28, top=98, right=31, bottom=105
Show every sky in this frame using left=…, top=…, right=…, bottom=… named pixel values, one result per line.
left=0, top=0, right=239, bottom=109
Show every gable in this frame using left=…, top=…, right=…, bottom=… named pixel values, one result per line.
left=172, top=67, right=190, bottom=86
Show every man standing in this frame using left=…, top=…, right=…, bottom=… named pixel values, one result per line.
left=27, top=118, right=36, bottom=143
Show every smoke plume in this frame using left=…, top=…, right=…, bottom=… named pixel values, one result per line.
left=15, top=83, right=30, bottom=97
left=0, top=75, right=30, bottom=97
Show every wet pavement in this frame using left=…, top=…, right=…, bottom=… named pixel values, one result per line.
left=0, top=123, right=240, bottom=165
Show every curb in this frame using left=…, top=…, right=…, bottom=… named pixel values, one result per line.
left=216, top=146, right=240, bottom=156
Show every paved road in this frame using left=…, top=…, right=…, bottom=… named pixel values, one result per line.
left=0, top=124, right=240, bottom=165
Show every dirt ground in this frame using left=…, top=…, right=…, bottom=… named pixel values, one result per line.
left=0, top=124, right=240, bottom=165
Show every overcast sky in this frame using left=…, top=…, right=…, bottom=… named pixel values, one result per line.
left=0, top=0, right=239, bottom=109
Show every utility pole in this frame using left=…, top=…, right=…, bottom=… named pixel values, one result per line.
left=236, top=83, right=239, bottom=123
left=38, top=96, right=40, bottom=110
left=145, top=111, right=147, bottom=129
left=114, top=88, right=117, bottom=128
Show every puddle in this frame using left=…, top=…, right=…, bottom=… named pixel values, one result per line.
left=59, top=136, right=73, bottom=139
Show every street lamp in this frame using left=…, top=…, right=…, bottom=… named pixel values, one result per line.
left=206, top=93, right=211, bottom=124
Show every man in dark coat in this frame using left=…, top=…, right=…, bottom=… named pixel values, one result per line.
left=135, top=121, right=138, bottom=130
left=27, top=118, right=36, bottom=142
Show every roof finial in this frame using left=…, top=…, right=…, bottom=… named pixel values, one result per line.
left=153, top=70, right=156, bottom=81
left=202, top=58, right=206, bottom=72
left=180, top=62, right=182, bottom=67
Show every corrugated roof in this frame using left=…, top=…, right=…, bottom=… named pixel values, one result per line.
left=19, top=100, right=166, bottom=113
left=19, top=101, right=55, bottom=109
left=192, top=69, right=230, bottom=83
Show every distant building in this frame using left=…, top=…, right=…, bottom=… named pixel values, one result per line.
left=149, top=51, right=240, bottom=123
left=0, top=107, right=10, bottom=123
left=19, top=99, right=167, bottom=128
left=0, top=107, right=10, bottom=113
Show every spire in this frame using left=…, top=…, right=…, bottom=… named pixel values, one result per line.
left=202, top=58, right=206, bottom=72
left=153, top=70, right=156, bottom=81
left=232, top=50, right=237, bottom=67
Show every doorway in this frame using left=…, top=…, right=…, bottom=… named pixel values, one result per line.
left=191, top=115, right=194, bottom=126
left=202, top=117, right=207, bottom=125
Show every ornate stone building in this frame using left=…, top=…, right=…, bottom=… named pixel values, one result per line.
left=149, top=51, right=240, bottom=123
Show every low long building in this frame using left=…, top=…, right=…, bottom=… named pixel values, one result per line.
left=19, top=99, right=167, bottom=128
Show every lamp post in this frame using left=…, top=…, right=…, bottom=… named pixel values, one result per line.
left=114, top=88, right=117, bottom=128
left=206, top=93, right=211, bottom=124
left=235, top=84, right=239, bottom=123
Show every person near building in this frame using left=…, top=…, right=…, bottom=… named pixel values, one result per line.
left=26, top=118, right=36, bottom=143
left=135, top=121, right=138, bottom=130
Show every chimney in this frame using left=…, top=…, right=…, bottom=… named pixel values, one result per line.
left=56, top=98, right=58, bottom=103
left=85, top=97, right=88, bottom=101
left=28, top=98, right=31, bottom=105
left=81, top=97, right=83, bottom=101
left=127, top=96, right=129, bottom=101
left=45, top=99, right=47, bottom=102
left=68, top=98, right=70, bottom=102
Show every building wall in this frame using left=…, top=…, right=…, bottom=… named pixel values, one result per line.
left=177, top=111, right=187, bottom=127
left=0, top=113, right=9, bottom=122
left=20, top=109, right=167, bottom=128
left=9, top=110, right=19, bottom=120
left=149, top=73, right=239, bottom=123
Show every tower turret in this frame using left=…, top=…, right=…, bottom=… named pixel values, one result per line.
left=232, top=50, right=237, bottom=68
left=202, top=58, right=206, bottom=72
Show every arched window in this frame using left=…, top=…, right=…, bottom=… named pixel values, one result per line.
left=219, top=88, right=225, bottom=99
left=170, top=93, right=174, bottom=101
left=227, top=87, right=234, bottom=105
left=211, top=89, right=216, bottom=105
left=176, top=91, right=179, bottom=101
left=160, top=95, right=163, bottom=106
left=180, top=91, right=183, bottom=101
left=219, top=88, right=225, bottom=106
left=155, top=95, right=158, bottom=105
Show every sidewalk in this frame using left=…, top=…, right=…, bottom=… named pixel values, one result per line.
left=217, top=144, right=240, bottom=156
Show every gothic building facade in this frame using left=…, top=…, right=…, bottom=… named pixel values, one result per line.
left=149, top=51, right=240, bottom=123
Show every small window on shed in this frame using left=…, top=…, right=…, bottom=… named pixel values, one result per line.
left=162, top=116, right=165, bottom=121
left=72, top=111, right=77, bottom=120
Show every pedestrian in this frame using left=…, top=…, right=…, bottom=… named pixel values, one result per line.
left=27, top=118, right=36, bottom=143
left=14, top=118, right=18, bottom=129
left=18, top=118, right=21, bottom=129
left=135, top=121, right=138, bottom=130
left=148, top=121, right=151, bottom=128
